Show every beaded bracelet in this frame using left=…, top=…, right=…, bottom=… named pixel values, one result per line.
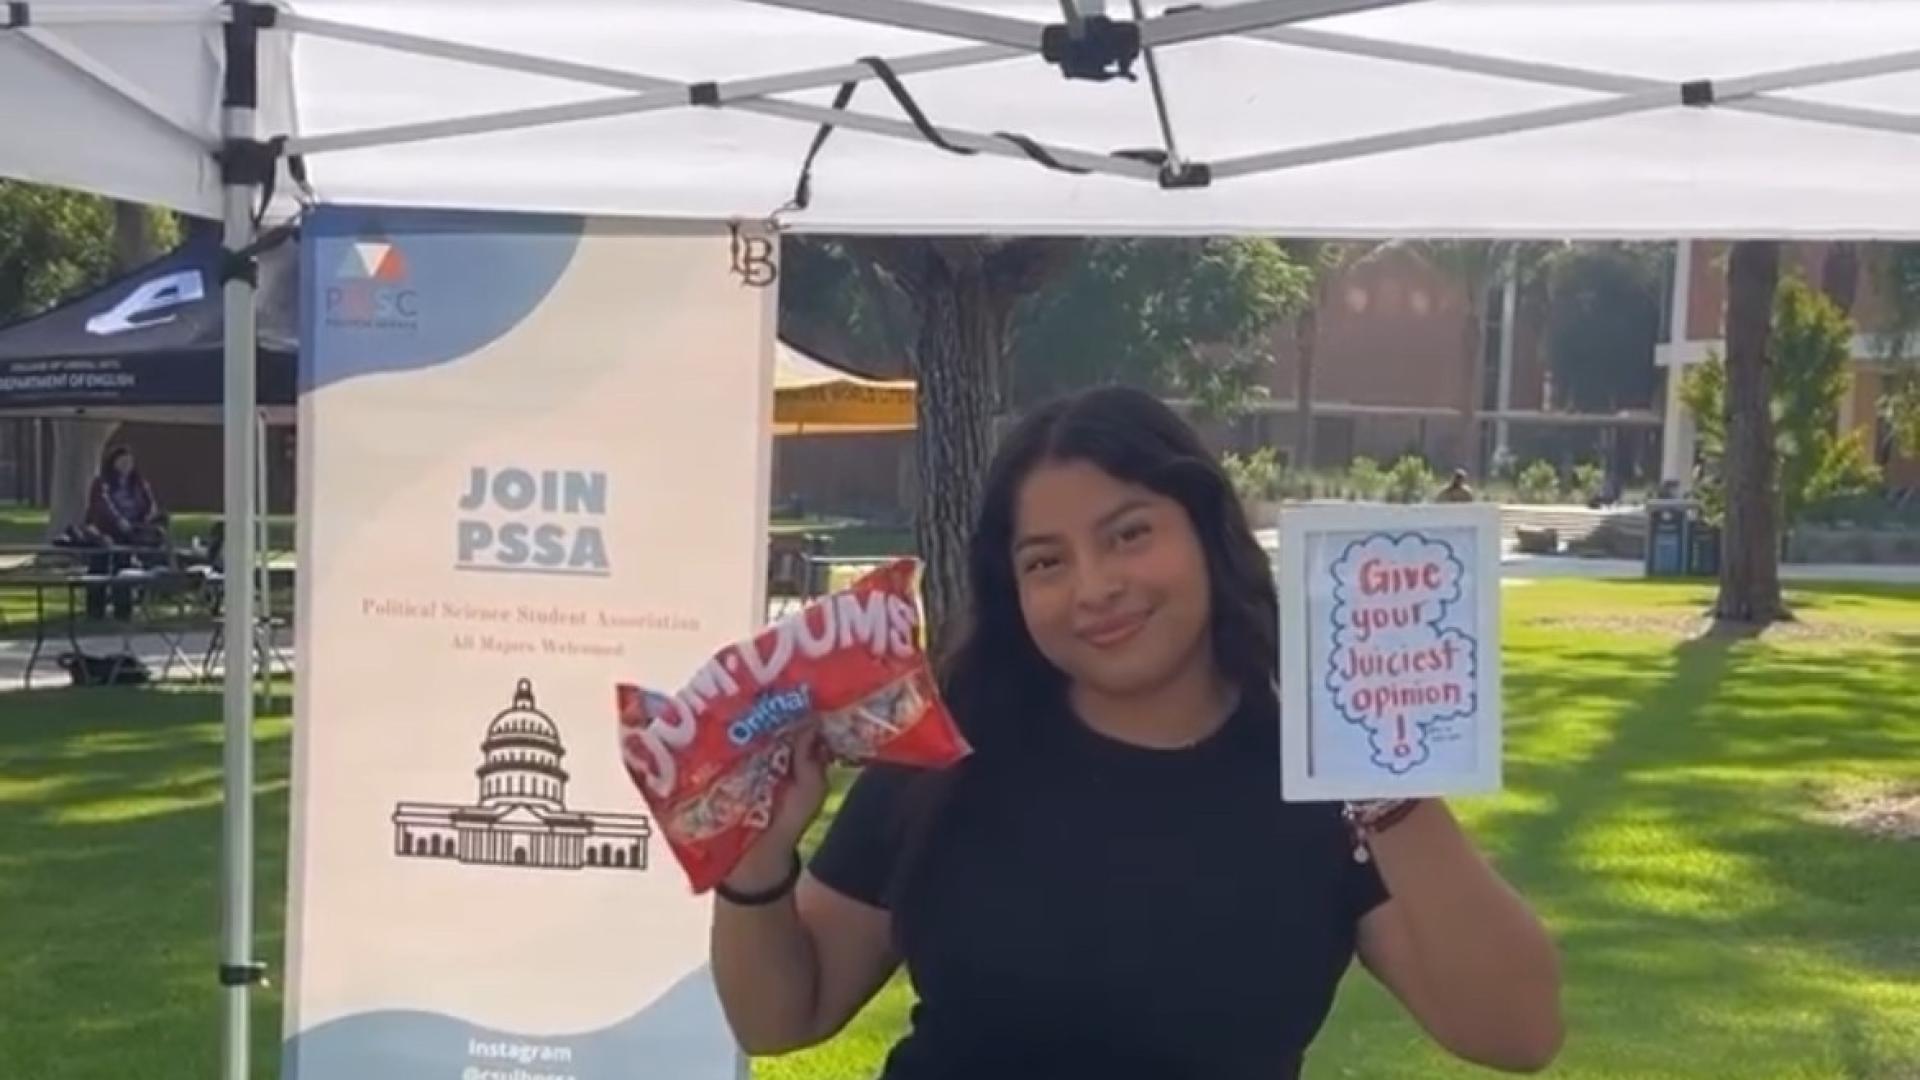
left=1341, top=799, right=1423, bottom=863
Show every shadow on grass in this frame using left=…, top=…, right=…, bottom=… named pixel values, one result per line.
left=1474, top=633, right=1920, bottom=1079
left=0, top=687, right=291, bottom=1080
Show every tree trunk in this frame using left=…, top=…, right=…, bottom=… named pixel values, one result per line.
left=1716, top=240, right=1787, bottom=624
left=910, top=254, right=998, bottom=639
left=45, top=201, right=160, bottom=537
left=1293, top=299, right=1319, bottom=471
left=1819, top=241, right=1860, bottom=315
left=44, top=421, right=118, bottom=537
left=850, top=238, right=1074, bottom=641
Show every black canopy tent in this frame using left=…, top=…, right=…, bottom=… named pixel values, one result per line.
left=0, top=234, right=297, bottom=424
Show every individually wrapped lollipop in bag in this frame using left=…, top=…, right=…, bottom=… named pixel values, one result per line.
left=616, top=559, right=969, bottom=892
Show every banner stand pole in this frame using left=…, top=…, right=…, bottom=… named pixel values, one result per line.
left=217, top=3, right=272, bottom=1078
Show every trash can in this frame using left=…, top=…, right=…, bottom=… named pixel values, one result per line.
left=1687, top=520, right=1721, bottom=578
left=1645, top=499, right=1692, bottom=577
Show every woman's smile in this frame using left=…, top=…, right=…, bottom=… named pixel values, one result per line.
left=1076, top=610, right=1150, bottom=650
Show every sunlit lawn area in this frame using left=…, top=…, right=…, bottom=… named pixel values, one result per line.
left=2, top=581, right=1916, bottom=1078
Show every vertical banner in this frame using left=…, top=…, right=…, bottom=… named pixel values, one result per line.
left=1276, top=504, right=1502, bottom=802
left=286, top=207, right=772, bottom=1080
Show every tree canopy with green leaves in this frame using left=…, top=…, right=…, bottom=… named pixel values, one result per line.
left=1010, top=238, right=1313, bottom=418
left=1683, top=274, right=1881, bottom=528
left=781, top=236, right=1315, bottom=417
left=0, top=181, right=117, bottom=321
left=1545, top=243, right=1668, bottom=412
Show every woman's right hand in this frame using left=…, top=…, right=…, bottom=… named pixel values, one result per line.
left=721, top=729, right=832, bottom=896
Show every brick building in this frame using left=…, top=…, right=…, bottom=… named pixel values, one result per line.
left=1659, top=241, right=1920, bottom=489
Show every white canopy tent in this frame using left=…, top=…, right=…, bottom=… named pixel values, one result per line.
left=9, top=2, right=1920, bottom=1077
left=9, top=1, right=1920, bottom=237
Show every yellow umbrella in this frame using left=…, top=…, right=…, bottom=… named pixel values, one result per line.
left=773, top=340, right=916, bottom=435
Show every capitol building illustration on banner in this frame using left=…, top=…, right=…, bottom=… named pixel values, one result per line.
left=392, top=678, right=653, bottom=872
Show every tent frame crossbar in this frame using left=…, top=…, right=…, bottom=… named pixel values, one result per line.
left=1, top=3, right=225, bottom=26
left=256, top=0, right=1920, bottom=199
left=278, top=15, right=1152, bottom=181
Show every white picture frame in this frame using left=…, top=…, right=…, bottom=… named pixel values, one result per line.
left=1276, top=502, right=1503, bottom=802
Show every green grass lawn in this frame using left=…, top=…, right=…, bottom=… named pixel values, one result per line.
left=2, top=581, right=1916, bottom=1079
left=0, top=506, right=297, bottom=551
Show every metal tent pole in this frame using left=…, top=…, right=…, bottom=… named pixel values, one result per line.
left=255, top=407, right=272, bottom=703
left=218, top=3, right=269, bottom=1078
left=1661, top=240, right=1697, bottom=488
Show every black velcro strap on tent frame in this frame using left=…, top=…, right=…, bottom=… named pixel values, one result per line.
left=6, top=3, right=29, bottom=29
left=217, top=136, right=280, bottom=188
left=992, top=132, right=1090, bottom=175
left=228, top=0, right=276, bottom=29
left=217, top=962, right=268, bottom=988
left=859, top=57, right=976, bottom=158
left=786, top=78, right=861, bottom=212
left=1115, top=148, right=1211, bottom=189
left=221, top=216, right=299, bottom=287
left=859, top=57, right=1100, bottom=176
left=215, top=135, right=292, bottom=235
left=1681, top=79, right=1716, bottom=107
left=783, top=56, right=1136, bottom=211
left=687, top=81, right=721, bottom=107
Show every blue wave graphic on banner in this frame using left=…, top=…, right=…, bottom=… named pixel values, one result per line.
left=283, top=967, right=739, bottom=1080
left=301, top=206, right=584, bottom=392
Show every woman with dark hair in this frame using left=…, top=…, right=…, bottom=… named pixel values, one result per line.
left=86, top=446, right=166, bottom=546
left=83, top=445, right=167, bottom=619
left=711, top=387, right=1562, bottom=1078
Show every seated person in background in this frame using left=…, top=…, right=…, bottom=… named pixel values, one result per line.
left=1434, top=468, right=1476, bottom=503
left=82, top=446, right=168, bottom=619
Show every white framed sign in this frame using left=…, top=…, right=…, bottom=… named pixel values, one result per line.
left=1276, top=503, right=1503, bottom=802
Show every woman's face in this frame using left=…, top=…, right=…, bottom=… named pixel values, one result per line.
left=113, top=453, right=134, bottom=476
left=1010, top=459, right=1213, bottom=699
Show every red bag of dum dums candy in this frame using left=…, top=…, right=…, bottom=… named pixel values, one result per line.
left=616, top=559, right=970, bottom=892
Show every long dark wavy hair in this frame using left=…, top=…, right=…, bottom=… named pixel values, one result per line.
left=886, top=386, right=1280, bottom=911
left=97, top=445, right=144, bottom=488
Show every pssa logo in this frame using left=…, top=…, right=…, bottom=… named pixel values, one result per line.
left=325, top=239, right=419, bottom=330
left=455, top=466, right=611, bottom=578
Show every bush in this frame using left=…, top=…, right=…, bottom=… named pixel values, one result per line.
left=1517, top=460, right=1561, bottom=504
left=1347, top=457, right=1387, bottom=502
left=1221, top=447, right=1282, bottom=504
left=1386, top=455, right=1434, bottom=504
left=1682, top=276, right=1883, bottom=526
left=1570, top=462, right=1606, bottom=504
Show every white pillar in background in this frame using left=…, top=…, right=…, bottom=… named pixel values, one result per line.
left=1660, top=239, right=1697, bottom=488
left=1493, top=248, right=1519, bottom=469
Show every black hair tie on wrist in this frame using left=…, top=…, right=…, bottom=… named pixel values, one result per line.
left=716, top=851, right=802, bottom=906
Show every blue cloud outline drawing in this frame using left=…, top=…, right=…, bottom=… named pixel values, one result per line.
left=1323, top=531, right=1479, bottom=774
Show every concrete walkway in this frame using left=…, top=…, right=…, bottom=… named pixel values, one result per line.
left=1253, top=528, right=1920, bottom=585
left=1496, top=552, right=1920, bottom=584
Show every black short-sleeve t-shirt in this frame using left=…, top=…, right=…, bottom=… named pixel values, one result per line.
left=810, top=698, right=1389, bottom=1080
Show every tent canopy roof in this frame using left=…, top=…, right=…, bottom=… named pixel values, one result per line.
left=7, top=0, right=1920, bottom=237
